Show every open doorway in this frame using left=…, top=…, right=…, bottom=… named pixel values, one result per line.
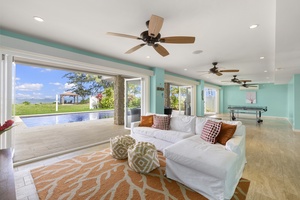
left=12, top=62, right=130, bottom=163
left=204, top=87, right=219, bottom=115
left=169, top=85, right=192, bottom=116
left=124, top=78, right=142, bottom=129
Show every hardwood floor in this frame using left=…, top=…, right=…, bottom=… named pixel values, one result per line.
left=13, top=115, right=300, bottom=200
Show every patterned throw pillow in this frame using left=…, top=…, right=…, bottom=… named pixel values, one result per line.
left=216, top=123, right=237, bottom=145
left=139, top=115, right=154, bottom=127
left=128, top=142, right=160, bottom=173
left=201, top=120, right=222, bottom=144
left=110, top=135, right=136, bottom=159
left=152, top=115, right=171, bottom=130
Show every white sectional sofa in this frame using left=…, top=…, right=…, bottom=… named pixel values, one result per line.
left=130, top=115, right=246, bottom=200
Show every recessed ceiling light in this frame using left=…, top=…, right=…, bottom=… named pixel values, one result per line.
left=193, top=50, right=203, bottom=54
left=184, top=68, right=187, bottom=71
left=33, top=16, right=44, bottom=22
left=260, top=56, right=265, bottom=59
left=264, top=70, right=267, bottom=72
left=266, top=77, right=269, bottom=79
left=249, top=24, right=259, bottom=29
left=146, top=56, right=150, bottom=59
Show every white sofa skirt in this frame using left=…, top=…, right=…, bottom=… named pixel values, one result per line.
left=166, top=158, right=242, bottom=200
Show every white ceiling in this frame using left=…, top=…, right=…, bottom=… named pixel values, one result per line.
left=0, top=0, right=299, bottom=85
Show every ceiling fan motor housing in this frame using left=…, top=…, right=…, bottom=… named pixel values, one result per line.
left=140, top=31, right=161, bottom=46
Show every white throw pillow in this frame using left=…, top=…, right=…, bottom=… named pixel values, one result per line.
left=170, top=115, right=196, bottom=134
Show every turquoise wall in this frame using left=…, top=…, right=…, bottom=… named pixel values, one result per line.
left=222, top=83, right=288, bottom=117
left=196, top=80, right=205, bottom=116
left=293, top=74, right=300, bottom=130
left=150, top=68, right=165, bottom=114
left=288, top=78, right=295, bottom=126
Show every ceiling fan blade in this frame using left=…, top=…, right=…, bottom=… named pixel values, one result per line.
left=160, top=36, right=195, bottom=44
left=216, top=72, right=223, bottom=76
left=219, top=69, right=240, bottom=72
left=148, top=15, right=164, bottom=37
left=107, top=32, right=140, bottom=40
left=153, top=44, right=169, bottom=57
left=239, top=80, right=252, bottom=82
left=125, top=44, right=146, bottom=54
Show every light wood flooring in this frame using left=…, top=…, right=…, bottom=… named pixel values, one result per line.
left=13, top=115, right=300, bottom=200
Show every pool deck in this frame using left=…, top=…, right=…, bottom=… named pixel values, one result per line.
left=13, top=117, right=130, bottom=164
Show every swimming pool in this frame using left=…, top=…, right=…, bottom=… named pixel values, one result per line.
left=21, top=110, right=114, bottom=127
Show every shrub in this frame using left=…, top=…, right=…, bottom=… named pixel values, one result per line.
left=22, top=101, right=30, bottom=105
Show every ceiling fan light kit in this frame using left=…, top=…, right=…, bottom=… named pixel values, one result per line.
left=107, top=14, right=196, bottom=57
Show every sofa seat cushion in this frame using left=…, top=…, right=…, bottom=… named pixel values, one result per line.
left=132, top=127, right=194, bottom=144
left=164, top=135, right=237, bottom=179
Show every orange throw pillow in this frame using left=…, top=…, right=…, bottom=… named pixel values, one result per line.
left=139, top=115, right=154, bottom=127
left=216, top=123, right=237, bottom=145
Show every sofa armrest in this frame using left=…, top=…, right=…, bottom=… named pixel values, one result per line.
left=131, top=121, right=140, bottom=131
left=225, top=125, right=246, bottom=155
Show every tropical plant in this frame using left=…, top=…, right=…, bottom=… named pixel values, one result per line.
left=100, top=87, right=114, bottom=108
left=170, top=86, right=179, bottom=110
left=63, top=72, right=113, bottom=100
left=127, top=82, right=141, bottom=108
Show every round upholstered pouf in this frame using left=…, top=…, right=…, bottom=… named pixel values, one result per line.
left=128, top=142, right=160, bottom=173
left=110, top=135, right=136, bottom=159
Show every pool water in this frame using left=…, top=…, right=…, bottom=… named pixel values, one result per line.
left=21, top=110, right=114, bottom=127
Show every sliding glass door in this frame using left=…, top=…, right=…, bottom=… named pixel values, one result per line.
left=124, top=78, right=142, bottom=129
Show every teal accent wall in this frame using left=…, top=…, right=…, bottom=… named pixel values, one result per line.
left=222, top=83, right=288, bottom=117
left=196, top=80, right=205, bottom=116
left=219, top=88, right=224, bottom=113
left=293, top=74, right=300, bottom=130
left=288, top=77, right=295, bottom=126
left=150, top=68, right=165, bottom=114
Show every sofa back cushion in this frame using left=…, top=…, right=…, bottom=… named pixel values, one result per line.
left=195, top=117, right=208, bottom=135
left=170, top=115, right=196, bottom=134
left=195, top=117, right=243, bottom=136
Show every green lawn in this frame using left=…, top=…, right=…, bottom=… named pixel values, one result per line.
left=14, top=103, right=111, bottom=116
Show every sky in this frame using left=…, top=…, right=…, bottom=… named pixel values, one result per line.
left=15, top=64, right=74, bottom=103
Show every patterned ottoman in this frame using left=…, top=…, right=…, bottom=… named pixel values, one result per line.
left=110, top=135, right=136, bottom=159
left=128, top=142, right=160, bottom=173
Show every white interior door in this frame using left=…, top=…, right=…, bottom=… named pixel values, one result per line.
left=124, top=78, right=142, bottom=129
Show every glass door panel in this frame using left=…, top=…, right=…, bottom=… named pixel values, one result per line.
left=125, top=78, right=142, bottom=129
left=179, top=86, right=192, bottom=116
left=204, top=88, right=217, bottom=114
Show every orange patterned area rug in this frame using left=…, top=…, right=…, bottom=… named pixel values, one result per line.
left=31, top=148, right=250, bottom=200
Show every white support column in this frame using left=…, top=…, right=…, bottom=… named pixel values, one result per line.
left=56, top=94, right=59, bottom=111
left=0, top=53, right=14, bottom=149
